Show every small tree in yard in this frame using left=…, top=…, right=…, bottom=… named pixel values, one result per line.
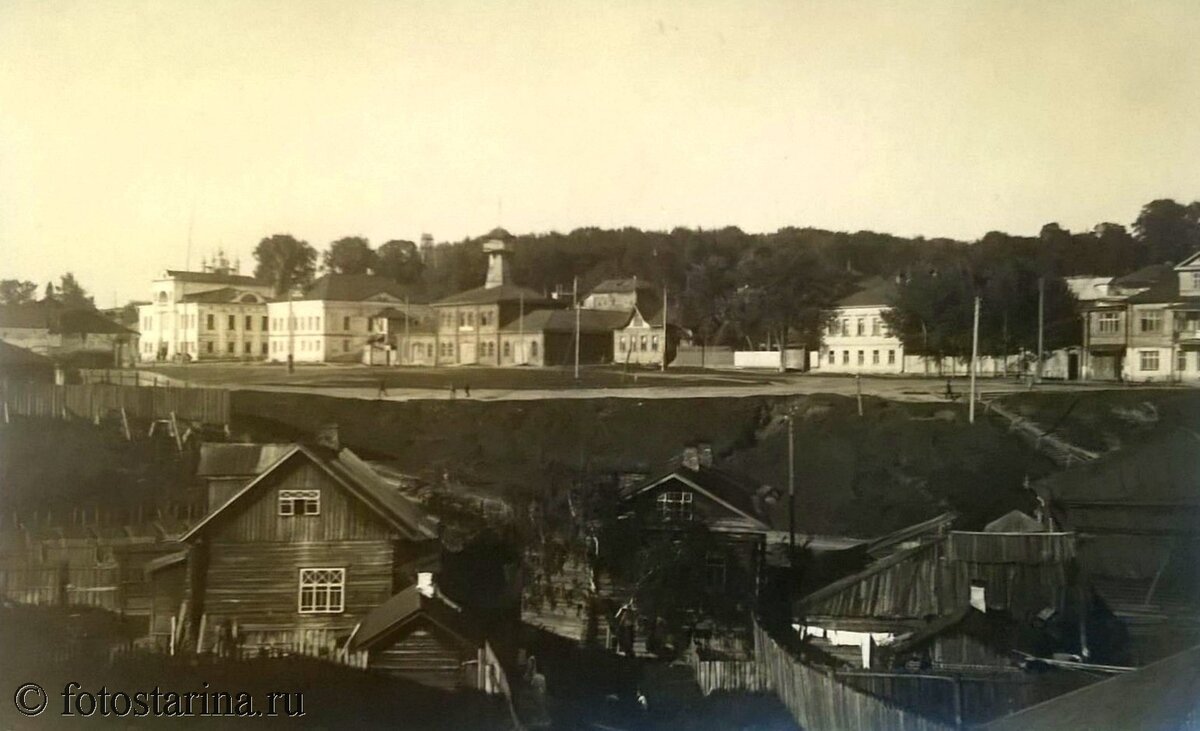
left=254, top=234, right=317, bottom=296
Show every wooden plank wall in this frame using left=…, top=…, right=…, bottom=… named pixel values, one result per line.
left=2, top=380, right=230, bottom=424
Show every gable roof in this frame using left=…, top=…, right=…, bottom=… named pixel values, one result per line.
left=984, top=510, right=1046, bottom=533
left=1177, top=250, right=1200, bottom=269
left=434, top=283, right=558, bottom=307
left=196, top=443, right=295, bottom=477
left=162, top=270, right=263, bottom=287
left=1111, top=263, right=1175, bottom=289
left=0, top=339, right=53, bottom=366
left=590, top=278, right=656, bottom=295
left=981, top=643, right=1200, bottom=731
left=352, top=586, right=479, bottom=651
left=501, top=308, right=632, bottom=334
left=180, top=287, right=273, bottom=304
left=300, top=274, right=418, bottom=302
left=0, top=302, right=135, bottom=335
left=182, top=444, right=438, bottom=542
left=836, top=277, right=899, bottom=308
left=622, top=465, right=770, bottom=532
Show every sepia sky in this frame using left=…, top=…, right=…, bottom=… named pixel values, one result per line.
left=2, top=0, right=1199, bottom=304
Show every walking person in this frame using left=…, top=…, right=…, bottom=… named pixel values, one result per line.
left=449, top=383, right=457, bottom=400
left=377, top=379, right=388, bottom=399
left=464, top=383, right=471, bottom=398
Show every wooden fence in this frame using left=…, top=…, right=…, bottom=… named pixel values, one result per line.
left=2, top=380, right=230, bottom=425
left=687, top=655, right=773, bottom=695
left=983, top=400, right=1098, bottom=467
left=78, top=369, right=184, bottom=388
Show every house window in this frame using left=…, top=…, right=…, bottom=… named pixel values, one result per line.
left=619, top=337, right=626, bottom=352
left=207, top=314, right=215, bottom=330
left=227, top=342, right=235, bottom=353
left=640, top=335, right=648, bottom=351
left=343, top=316, right=351, bottom=331
left=262, top=342, right=269, bottom=355
left=245, top=315, right=253, bottom=330
left=656, top=490, right=693, bottom=521
left=827, top=350, right=835, bottom=364
left=279, top=489, right=320, bottom=516
left=857, top=350, right=864, bottom=365
left=871, top=318, right=881, bottom=336
left=343, top=339, right=350, bottom=351
left=206, top=342, right=214, bottom=353
left=262, top=316, right=269, bottom=330
left=872, top=350, right=880, bottom=365
left=841, top=319, right=849, bottom=336
left=1139, top=350, right=1160, bottom=371
left=651, top=335, right=659, bottom=352
left=1178, top=350, right=1188, bottom=373
left=856, top=318, right=865, bottom=336
left=1140, top=310, right=1162, bottom=333
left=298, top=568, right=344, bottom=614
left=842, top=350, right=849, bottom=365
left=888, top=349, right=896, bottom=365
left=530, top=341, right=538, bottom=358
left=705, top=552, right=727, bottom=592
left=504, top=342, right=511, bottom=358
left=244, top=342, right=252, bottom=354
left=228, top=315, right=236, bottom=329
left=1098, top=312, right=1119, bottom=334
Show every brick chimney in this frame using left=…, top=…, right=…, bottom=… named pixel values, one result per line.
left=697, top=443, right=714, bottom=468
left=681, top=446, right=701, bottom=471
left=316, top=423, right=340, bottom=452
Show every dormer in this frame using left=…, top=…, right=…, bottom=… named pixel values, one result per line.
left=1177, top=251, right=1200, bottom=297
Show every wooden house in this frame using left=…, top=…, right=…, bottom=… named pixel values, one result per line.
left=351, top=579, right=505, bottom=693
left=179, top=437, right=440, bottom=654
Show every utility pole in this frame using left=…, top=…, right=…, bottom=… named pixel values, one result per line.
left=573, top=276, right=580, bottom=381
left=1036, top=277, right=1045, bottom=385
left=661, top=284, right=668, bottom=373
left=518, top=291, right=525, bottom=365
left=969, top=296, right=980, bottom=424
left=287, top=288, right=295, bottom=375
left=403, top=295, right=410, bottom=366
left=855, top=375, right=863, bottom=417
left=787, top=413, right=796, bottom=558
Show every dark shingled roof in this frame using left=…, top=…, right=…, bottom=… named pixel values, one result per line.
left=0, top=303, right=135, bottom=335
left=1111, top=263, right=1175, bottom=289
left=0, top=340, right=52, bottom=366
left=163, top=270, right=263, bottom=287
left=351, top=585, right=479, bottom=651
left=501, top=308, right=632, bottom=334
left=435, top=284, right=559, bottom=307
left=622, top=464, right=770, bottom=531
left=589, top=278, right=656, bottom=294
left=196, top=443, right=294, bottom=477
left=179, top=287, right=272, bottom=304
left=836, top=277, right=899, bottom=308
left=301, top=274, right=419, bottom=302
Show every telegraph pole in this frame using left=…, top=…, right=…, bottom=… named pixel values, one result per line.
left=969, top=296, right=980, bottom=424
left=661, top=284, right=668, bottom=373
left=1036, top=277, right=1045, bottom=385
left=787, top=413, right=796, bottom=558
left=518, top=291, right=525, bottom=365
left=403, top=295, right=410, bottom=366
left=573, top=276, right=580, bottom=380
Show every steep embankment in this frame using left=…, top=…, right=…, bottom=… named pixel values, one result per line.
left=232, top=391, right=1058, bottom=537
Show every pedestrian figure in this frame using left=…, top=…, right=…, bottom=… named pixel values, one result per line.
left=944, top=378, right=954, bottom=400
left=464, top=384, right=471, bottom=398
left=378, top=379, right=388, bottom=399
left=449, top=383, right=457, bottom=400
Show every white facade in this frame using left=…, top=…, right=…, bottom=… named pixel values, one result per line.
left=814, top=304, right=906, bottom=374
left=266, top=295, right=406, bottom=363
left=137, top=268, right=274, bottom=362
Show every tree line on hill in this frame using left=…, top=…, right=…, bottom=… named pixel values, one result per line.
left=3, top=198, right=1196, bottom=363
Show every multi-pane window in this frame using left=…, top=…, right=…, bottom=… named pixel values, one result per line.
left=871, top=319, right=881, bottom=336
left=619, top=337, right=626, bottom=352
left=828, top=350, right=836, bottom=364
left=640, top=335, right=648, bottom=352
left=207, top=314, right=215, bottom=330
left=1192, top=272, right=1200, bottom=291
left=656, top=491, right=693, bottom=521
left=279, top=489, right=320, bottom=516
left=1139, top=350, right=1160, bottom=371
left=856, top=318, right=865, bottom=336
left=298, top=568, right=344, bottom=614
left=1178, top=350, right=1188, bottom=373
left=842, top=350, right=850, bottom=365
left=1139, top=310, right=1162, bottom=333
left=262, top=316, right=269, bottom=330
left=227, top=342, right=235, bottom=353
left=530, top=341, right=538, bottom=358
left=228, top=315, right=236, bottom=329
left=888, top=349, right=896, bottom=365
left=245, top=315, right=253, bottom=330
left=651, top=335, right=659, bottom=352
left=857, top=350, right=865, bottom=365
left=343, top=316, right=351, bottom=331
left=244, top=342, right=252, bottom=354
left=1097, top=312, right=1119, bottom=334
left=841, top=319, right=849, bottom=337
left=872, top=350, right=880, bottom=364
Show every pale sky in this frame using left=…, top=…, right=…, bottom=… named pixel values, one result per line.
left=2, top=0, right=1198, bottom=304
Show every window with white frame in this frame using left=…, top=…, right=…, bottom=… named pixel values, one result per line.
left=1192, top=272, right=1200, bottom=291
left=872, top=350, right=880, bottom=364
left=856, top=318, right=865, bottom=336
left=1097, top=312, right=1119, bottom=334
left=871, top=319, right=881, bottom=336
left=298, top=568, right=344, bottom=613
left=279, top=489, right=320, bottom=516
left=1139, top=310, right=1162, bottom=333
left=1139, top=350, right=1160, bottom=371
left=888, top=349, right=896, bottom=365
left=1178, top=350, right=1188, bottom=373
left=656, top=490, right=693, bottom=521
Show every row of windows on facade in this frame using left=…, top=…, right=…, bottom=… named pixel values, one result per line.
left=619, top=334, right=659, bottom=352
left=829, top=317, right=891, bottom=338
left=1094, top=310, right=1200, bottom=335
left=1137, top=349, right=1196, bottom=372
left=440, top=310, right=496, bottom=329
left=429, top=340, right=539, bottom=358
left=826, top=349, right=897, bottom=366
left=142, top=314, right=370, bottom=333
left=144, top=340, right=268, bottom=355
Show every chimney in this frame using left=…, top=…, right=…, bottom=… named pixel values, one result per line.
left=316, top=423, right=340, bottom=452
left=698, top=443, right=714, bottom=468
left=417, top=572, right=436, bottom=598
left=681, top=446, right=700, bottom=471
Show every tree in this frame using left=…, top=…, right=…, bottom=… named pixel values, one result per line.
left=253, top=234, right=318, bottom=296
left=681, top=255, right=735, bottom=359
left=882, top=266, right=978, bottom=363
left=374, top=239, right=423, bottom=284
left=728, top=245, right=852, bottom=370
left=323, top=236, right=376, bottom=275
left=0, top=279, right=38, bottom=305
left=1133, top=199, right=1200, bottom=265
left=57, top=272, right=94, bottom=309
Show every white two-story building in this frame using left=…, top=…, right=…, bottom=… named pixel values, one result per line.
left=811, top=277, right=907, bottom=374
